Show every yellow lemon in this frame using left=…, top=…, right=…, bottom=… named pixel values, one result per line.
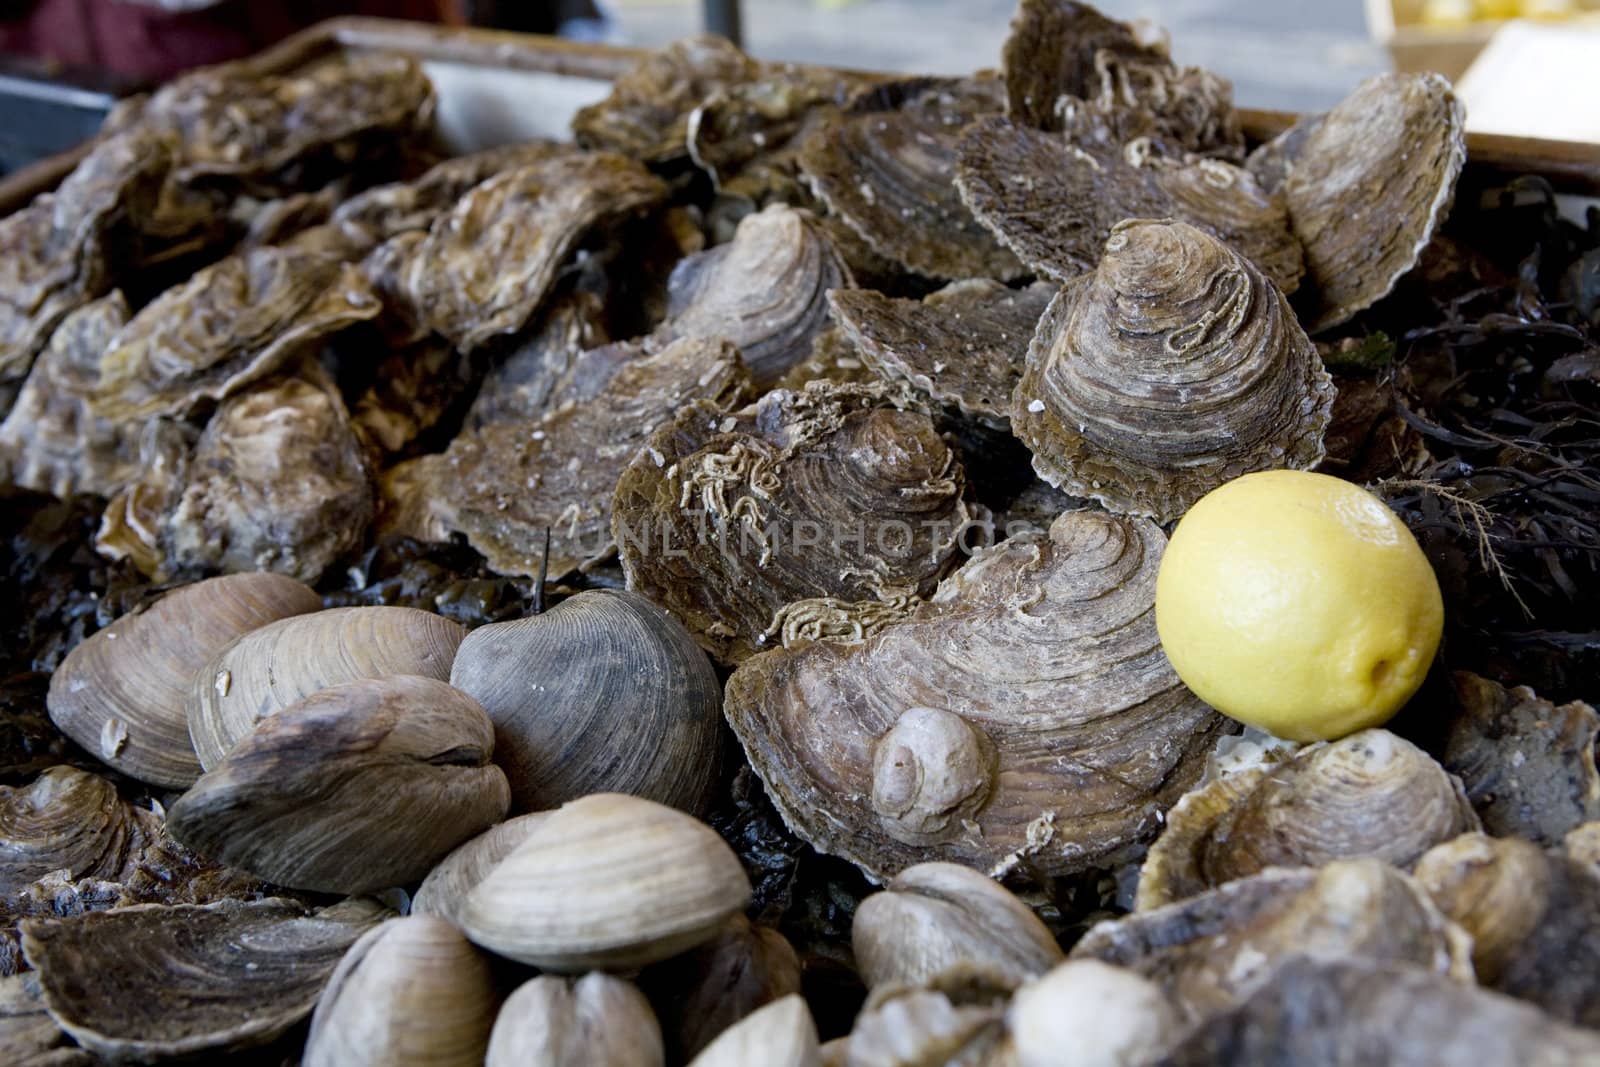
left=1155, top=470, right=1443, bottom=742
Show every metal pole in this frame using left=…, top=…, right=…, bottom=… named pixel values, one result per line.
left=705, top=0, right=743, bottom=46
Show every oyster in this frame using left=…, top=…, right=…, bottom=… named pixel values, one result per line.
left=798, top=78, right=1026, bottom=281
left=0, top=767, right=160, bottom=895
left=956, top=120, right=1303, bottom=292
left=1249, top=72, right=1466, bottom=331
left=0, top=972, right=93, bottom=1066
left=775, top=326, right=880, bottom=392
left=613, top=383, right=977, bottom=665
left=464, top=290, right=611, bottom=430
left=1439, top=672, right=1600, bottom=845
left=487, top=973, right=664, bottom=1067
left=657, top=204, right=853, bottom=389
left=573, top=35, right=758, bottom=164
left=406, top=152, right=668, bottom=352
left=93, top=419, right=197, bottom=578
left=1011, top=220, right=1334, bottom=522
left=1136, top=729, right=1479, bottom=909
left=829, top=280, right=1055, bottom=429
left=843, top=976, right=1009, bottom=1067
left=642, top=915, right=802, bottom=1062
left=20, top=897, right=385, bottom=1062
left=87, top=244, right=380, bottom=424
left=1072, top=860, right=1472, bottom=1020
left=722, top=508, right=1224, bottom=882
left=351, top=337, right=476, bottom=457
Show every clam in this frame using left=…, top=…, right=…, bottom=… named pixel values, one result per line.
left=1136, top=729, right=1479, bottom=909
left=724, top=508, right=1223, bottom=882
left=1006, top=960, right=1182, bottom=1067
left=0, top=767, right=160, bottom=895
left=186, top=605, right=465, bottom=769
left=47, top=572, right=320, bottom=787
left=1414, top=833, right=1600, bottom=1027
left=1248, top=72, right=1466, bottom=331
left=1011, top=220, right=1334, bottom=523
left=413, top=813, right=553, bottom=928
left=1439, top=672, right=1600, bottom=845
left=450, top=589, right=724, bottom=815
left=799, top=78, right=1025, bottom=281
left=853, top=862, right=1062, bottom=989
left=486, top=973, right=664, bottom=1067
left=304, top=916, right=499, bottom=1067
left=20, top=897, right=386, bottom=1062
left=613, top=383, right=978, bottom=665
left=1072, top=859, right=1472, bottom=1020
left=688, top=994, right=821, bottom=1067
left=843, top=976, right=1009, bottom=1067
left=168, top=675, right=510, bottom=894
left=458, top=793, right=751, bottom=971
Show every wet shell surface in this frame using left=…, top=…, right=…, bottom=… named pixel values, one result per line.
left=723, top=508, right=1225, bottom=882
left=688, top=994, right=821, bottom=1067
left=1136, top=729, right=1480, bottom=909
left=412, top=812, right=552, bottom=929
left=19, top=897, right=386, bottom=1063
left=613, top=383, right=977, bottom=665
left=46, top=572, right=321, bottom=787
left=0, top=767, right=160, bottom=895
left=1011, top=220, right=1334, bottom=523
left=486, top=973, right=665, bottom=1067
left=0, top=971, right=94, bottom=1066
left=186, top=605, right=465, bottom=769
left=844, top=979, right=1009, bottom=1067
left=1007, top=959, right=1182, bottom=1067
left=450, top=590, right=724, bottom=815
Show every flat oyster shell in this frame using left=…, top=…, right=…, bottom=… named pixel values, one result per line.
left=1011, top=220, right=1334, bottom=523
left=0, top=293, right=133, bottom=499
left=956, top=118, right=1302, bottom=292
left=829, top=280, right=1054, bottom=429
left=1072, top=860, right=1472, bottom=1020
left=658, top=204, right=853, bottom=389
left=20, top=897, right=386, bottom=1062
left=688, top=64, right=876, bottom=189
left=0, top=767, right=160, bottom=896
left=614, top=383, right=977, bottom=666
left=722, top=508, right=1224, bottom=882
left=465, top=291, right=612, bottom=430
left=799, top=78, right=1025, bottom=282
left=87, top=244, right=379, bottom=423
left=1254, top=72, right=1466, bottom=331
left=0, top=972, right=94, bottom=1066
left=406, top=152, right=668, bottom=352
left=408, top=337, right=749, bottom=580
left=1002, top=0, right=1168, bottom=129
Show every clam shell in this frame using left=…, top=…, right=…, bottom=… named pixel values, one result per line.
left=688, top=994, right=821, bottom=1067
left=413, top=813, right=552, bottom=929
left=186, top=605, right=465, bottom=770
left=450, top=590, right=724, bottom=814
left=844, top=984, right=1006, bottom=1067
left=1011, top=220, right=1334, bottom=523
left=458, top=793, right=751, bottom=972
left=1006, top=960, right=1181, bottom=1067
left=19, top=897, right=386, bottom=1063
left=304, top=916, right=499, bottom=1067
left=486, top=973, right=665, bottom=1067
left=0, top=767, right=160, bottom=895
left=168, top=675, right=509, bottom=894
left=724, top=508, right=1223, bottom=882
left=48, top=572, right=320, bottom=787
left=1136, top=729, right=1480, bottom=909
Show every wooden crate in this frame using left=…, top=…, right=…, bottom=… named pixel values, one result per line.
left=1366, top=0, right=1600, bottom=82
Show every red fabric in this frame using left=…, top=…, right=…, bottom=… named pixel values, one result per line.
left=0, top=1, right=445, bottom=84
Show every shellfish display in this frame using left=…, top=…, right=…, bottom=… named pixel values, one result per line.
left=0, top=0, right=1594, bottom=1060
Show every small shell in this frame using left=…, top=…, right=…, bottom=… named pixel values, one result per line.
left=1006, top=960, right=1182, bottom=1067
left=853, top=862, right=1062, bottom=989
left=688, top=994, right=821, bottom=1067
left=0, top=767, right=160, bottom=895
left=486, top=973, right=664, bottom=1067
left=1136, top=729, right=1480, bottom=909
left=450, top=590, right=724, bottom=815
left=19, top=897, right=386, bottom=1063
left=304, top=916, right=499, bottom=1067
left=460, top=793, right=750, bottom=972
left=844, top=984, right=1007, bottom=1067
left=186, top=605, right=465, bottom=770
left=1011, top=220, right=1334, bottom=523
left=168, top=676, right=510, bottom=894
left=47, top=572, right=320, bottom=787
left=413, top=813, right=553, bottom=929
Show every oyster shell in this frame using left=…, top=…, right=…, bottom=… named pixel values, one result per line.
left=956, top=120, right=1303, bottom=292
left=613, top=383, right=977, bottom=665
left=775, top=326, right=880, bottom=392
left=413, top=812, right=552, bottom=928
left=93, top=419, right=196, bottom=578
left=351, top=337, right=476, bottom=457
left=0, top=972, right=93, bottom=1066
left=689, top=994, right=821, bottom=1067
left=0, top=767, right=159, bottom=895
left=487, top=973, right=664, bottom=1067
left=20, top=897, right=386, bottom=1062
left=1011, top=220, right=1334, bottom=522
left=464, top=290, right=611, bottom=430
left=405, top=152, right=667, bottom=352
left=723, top=508, right=1223, bottom=882
left=1439, top=672, right=1600, bottom=845
left=86, top=244, right=380, bottom=424
left=1006, top=960, right=1182, bottom=1067
left=843, top=978, right=1009, bottom=1067
left=829, top=280, right=1055, bottom=429
left=1072, top=859, right=1472, bottom=1020
left=1136, top=729, right=1479, bottom=909
left=658, top=204, right=853, bottom=389
left=1250, top=72, right=1466, bottom=331
left=450, top=590, right=724, bottom=815
left=168, top=675, right=510, bottom=894
left=799, top=78, right=1025, bottom=281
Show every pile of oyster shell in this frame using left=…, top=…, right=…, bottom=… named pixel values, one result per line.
left=1, top=1, right=1597, bottom=1064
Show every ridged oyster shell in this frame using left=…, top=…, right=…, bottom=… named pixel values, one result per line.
left=0, top=768, right=160, bottom=896
left=723, top=508, right=1224, bottom=882
left=1011, top=220, right=1334, bottom=523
